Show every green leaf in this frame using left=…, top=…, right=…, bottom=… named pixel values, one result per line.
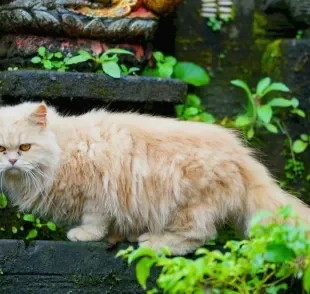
left=257, top=105, right=273, bottom=124
left=153, top=51, right=164, bottom=62
left=47, top=221, right=57, bottom=231
left=43, top=60, right=53, bottom=70
left=12, top=226, right=18, bottom=234
left=54, top=52, right=63, bottom=59
left=31, top=56, right=42, bottom=64
left=256, top=77, right=271, bottom=95
left=136, top=257, right=156, bottom=289
left=26, top=229, right=38, bottom=240
left=100, top=54, right=118, bottom=63
left=183, top=107, right=199, bottom=117
left=175, top=105, right=184, bottom=117
left=265, top=243, right=295, bottom=263
left=303, top=265, right=310, bottom=293
left=120, top=64, right=128, bottom=72
left=0, top=193, right=8, bottom=209
left=250, top=210, right=273, bottom=227
left=158, top=64, right=174, bottom=78
left=102, top=61, right=121, bottom=78
left=268, top=98, right=293, bottom=108
left=66, top=55, right=90, bottom=65
left=128, top=67, right=140, bottom=74
left=115, top=246, right=134, bottom=258
left=263, top=82, right=290, bottom=96
left=290, top=97, right=299, bottom=108
left=141, top=67, right=160, bottom=77
left=128, top=247, right=157, bottom=265
left=231, top=80, right=252, bottom=99
left=47, top=53, right=54, bottom=60
left=174, top=62, right=210, bottom=86
left=164, top=56, right=177, bottom=67
left=291, top=108, right=306, bottom=118
left=247, top=127, right=255, bottom=139
left=186, top=94, right=201, bottom=107
left=235, top=115, right=251, bottom=127
left=77, top=50, right=93, bottom=60
left=266, top=283, right=288, bottom=294
left=301, top=134, right=309, bottom=142
left=38, top=46, right=46, bottom=57
left=264, top=123, right=278, bottom=133
left=200, top=112, right=216, bottom=123
left=23, top=214, right=35, bottom=222
left=293, top=140, right=308, bottom=153
left=103, top=48, right=134, bottom=56
left=278, top=205, right=296, bottom=219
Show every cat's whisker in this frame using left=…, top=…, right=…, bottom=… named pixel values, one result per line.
left=27, top=170, right=43, bottom=198
left=30, top=170, right=58, bottom=211
left=0, top=171, right=4, bottom=194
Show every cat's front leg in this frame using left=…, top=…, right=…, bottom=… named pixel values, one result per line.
left=67, top=213, right=110, bottom=242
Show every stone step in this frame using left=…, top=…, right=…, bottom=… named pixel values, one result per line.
left=0, top=239, right=147, bottom=294
left=0, top=70, right=187, bottom=106
left=0, top=239, right=302, bottom=294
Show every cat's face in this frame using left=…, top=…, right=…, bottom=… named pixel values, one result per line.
left=0, top=103, right=60, bottom=178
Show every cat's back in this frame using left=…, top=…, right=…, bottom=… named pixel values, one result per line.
left=102, top=111, right=244, bottom=150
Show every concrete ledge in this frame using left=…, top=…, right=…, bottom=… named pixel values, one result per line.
left=0, top=239, right=302, bottom=293
left=0, top=70, right=187, bottom=104
left=0, top=239, right=148, bottom=294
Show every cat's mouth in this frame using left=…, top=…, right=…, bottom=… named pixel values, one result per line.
left=5, top=166, right=22, bottom=175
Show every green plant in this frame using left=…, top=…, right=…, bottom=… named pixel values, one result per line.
left=143, top=51, right=210, bottom=86
left=296, top=30, right=303, bottom=40
left=143, top=52, right=177, bottom=78
left=230, top=77, right=305, bottom=139
left=175, top=94, right=215, bottom=123
left=120, top=64, right=140, bottom=76
left=142, top=51, right=212, bottom=124
left=117, top=206, right=310, bottom=294
left=284, top=158, right=305, bottom=182
left=293, top=134, right=309, bottom=154
left=22, top=213, right=57, bottom=240
left=207, top=16, right=231, bottom=32
left=0, top=192, right=8, bottom=209
left=66, top=48, right=136, bottom=78
left=0, top=193, right=56, bottom=240
left=31, top=47, right=139, bottom=78
left=31, top=46, right=69, bottom=71
left=7, top=66, right=18, bottom=71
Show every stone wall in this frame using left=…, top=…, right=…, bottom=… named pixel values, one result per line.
left=168, top=0, right=309, bottom=199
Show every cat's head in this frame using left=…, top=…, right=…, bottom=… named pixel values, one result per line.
left=0, top=102, right=61, bottom=179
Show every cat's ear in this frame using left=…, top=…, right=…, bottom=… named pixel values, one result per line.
left=30, top=103, right=47, bottom=127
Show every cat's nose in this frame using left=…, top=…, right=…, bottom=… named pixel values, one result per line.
left=9, top=159, right=17, bottom=165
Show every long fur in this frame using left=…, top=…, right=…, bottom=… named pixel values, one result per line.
left=0, top=102, right=309, bottom=255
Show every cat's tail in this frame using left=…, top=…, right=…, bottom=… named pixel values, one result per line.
left=239, top=154, right=310, bottom=235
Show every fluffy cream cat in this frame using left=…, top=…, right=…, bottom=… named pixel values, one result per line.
left=0, top=102, right=309, bottom=255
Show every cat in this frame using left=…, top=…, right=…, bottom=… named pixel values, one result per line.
left=0, top=102, right=309, bottom=255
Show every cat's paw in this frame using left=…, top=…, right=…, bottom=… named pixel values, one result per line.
left=67, top=225, right=105, bottom=242
left=138, top=233, right=164, bottom=253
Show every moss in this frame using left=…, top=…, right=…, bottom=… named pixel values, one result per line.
left=252, top=11, right=270, bottom=51
left=253, top=12, right=268, bottom=40
left=175, top=36, right=205, bottom=45
left=261, top=39, right=284, bottom=80
left=72, top=271, right=122, bottom=290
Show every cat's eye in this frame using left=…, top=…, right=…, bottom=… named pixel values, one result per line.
left=20, top=144, right=31, bottom=152
left=0, top=146, right=6, bottom=152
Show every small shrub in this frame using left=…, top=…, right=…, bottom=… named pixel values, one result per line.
left=117, top=206, right=310, bottom=294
